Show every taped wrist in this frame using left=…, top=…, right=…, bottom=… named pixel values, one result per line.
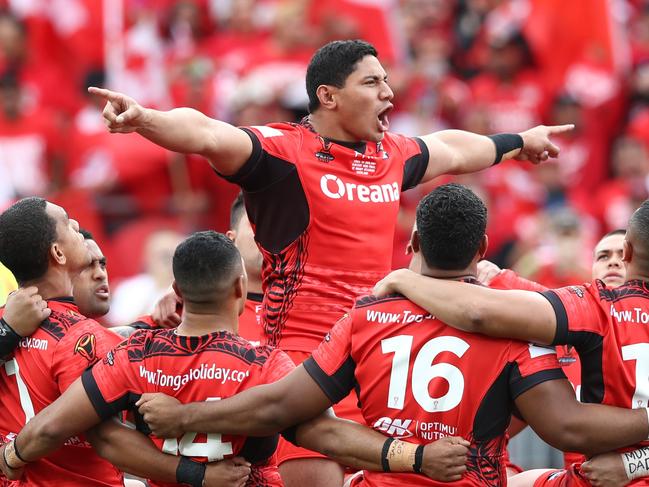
left=622, top=446, right=649, bottom=480
left=487, top=133, right=524, bottom=165
left=0, top=318, right=22, bottom=358
left=381, top=438, right=420, bottom=472
left=176, top=456, right=206, bottom=487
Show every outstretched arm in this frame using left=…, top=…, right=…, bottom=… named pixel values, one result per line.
left=88, top=87, right=252, bottom=176
left=419, top=124, right=573, bottom=182
left=137, top=365, right=332, bottom=438
left=373, top=269, right=557, bottom=344
left=516, top=379, right=649, bottom=456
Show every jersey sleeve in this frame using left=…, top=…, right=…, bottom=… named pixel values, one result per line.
left=218, top=125, right=301, bottom=193
left=80, top=335, right=142, bottom=420
left=539, top=283, right=607, bottom=346
left=507, top=341, right=566, bottom=399
left=260, top=349, right=297, bottom=384
left=51, top=321, right=123, bottom=393
left=396, top=135, right=429, bottom=191
left=302, top=313, right=355, bottom=404
left=489, top=270, right=549, bottom=292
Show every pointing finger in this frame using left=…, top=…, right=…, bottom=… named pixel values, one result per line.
left=547, top=124, right=575, bottom=134
left=88, top=86, right=124, bottom=103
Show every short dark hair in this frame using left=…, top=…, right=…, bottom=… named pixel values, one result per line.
left=173, top=231, right=242, bottom=304
left=629, top=201, right=649, bottom=255
left=0, top=197, right=57, bottom=284
left=306, top=40, right=377, bottom=113
left=79, top=228, right=94, bottom=241
left=601, top=228, right=626, bottom=239
left=416, top=184, right=487, bottom=270
left=229, top=192, right=246, bottom=230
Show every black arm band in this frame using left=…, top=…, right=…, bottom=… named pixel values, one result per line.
left=487, top=133, right=524, bottom=165
left=176, top=456, right=206, bottom=487
left=0, top=318, right=22, bottom=358
left=413, top=444, right=424, bottom=473
left=381, top=437, right=395, bottom=472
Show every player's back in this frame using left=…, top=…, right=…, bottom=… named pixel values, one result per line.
left=345, top=293, right=560, bottom=487
left=0, top=298, right=123, bottom=486
left=87, top=328, right=293, bottom=487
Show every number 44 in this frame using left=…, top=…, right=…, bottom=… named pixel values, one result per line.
left=161, top=397, right=233, bottom=461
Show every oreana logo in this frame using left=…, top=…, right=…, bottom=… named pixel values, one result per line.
left=320, top=174, right=399, bottom=203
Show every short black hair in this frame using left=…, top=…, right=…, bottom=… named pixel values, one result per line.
left=0, top=197, right=57, bottom=284
left=306, top=40, right=377, bottom=113
left=629, top=201, right=649, bottom=255
left=173, top=231, right=242, bottom=304
left=601, top=228, right=626, bottom=239
left=79, top=228, right=94, bottom=241
left=229, top=192, right=246, bottom=230
left=416, top=184, right=487, bottom=270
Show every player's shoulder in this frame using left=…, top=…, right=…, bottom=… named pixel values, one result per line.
left=39, top=300, right=92, bottom=342
left=353, top=293, right=408, bottom=309
left=245, top=122, right=304, bottom=141
left=222, top=333, right=275, bottom=366
left=596, top=278, right=649, bottom=303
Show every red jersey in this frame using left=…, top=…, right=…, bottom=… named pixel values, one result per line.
left=542, top=280, right=649, bottom=463
left=490, top=269, right=585, bottom=467
left=0, top=298, right=123, bottom=486
left=238, top=293, right=265, bottom=347
left=304, top=288, right=564, bottom=486
left=223, top=120, right=429, bottom=352
left=83, top=328, right=295, bottom=487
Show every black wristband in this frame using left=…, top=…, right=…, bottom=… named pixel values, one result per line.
left=0, top=318, right=22, bottom=358
left=413, top=444, right=424, bottom=473
left=487, top=133, right=524, bottom=165
left=176, top=456, right=206, bottom=487
left=381, top=437, right=395, bottom=472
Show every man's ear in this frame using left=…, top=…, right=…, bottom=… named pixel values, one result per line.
left=478, top=235, right=489, bottom=260
left=234, top=275, right=245, bottom=300
left=623, top=239, right=633, bottom=264
left=226, top=230, right=236, bottom=242
left=411, top=230, right=420, bottom=254
left=172, top=281, right=182, bottom=300
left=50, top=242, right=66, bottom=266
left=316, top=85, right=338, bottom=110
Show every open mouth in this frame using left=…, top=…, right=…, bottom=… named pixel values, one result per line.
left=378, top=105, right=393, bottom=132
left=95, top=285, right=110, bottom=299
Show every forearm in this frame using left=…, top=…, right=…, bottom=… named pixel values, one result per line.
left=182, top=383, right=296, bottom=436
left=136, top=108, right=221, bottom=157
left=387, top=270, right=556, bottom=344
left=88, top=420, right=178, bottom=482
left=532, top=404, right=648, bottom=456
left=432, top=130, right=500, bottom=174
left=295, top=414, right=384, bottom=470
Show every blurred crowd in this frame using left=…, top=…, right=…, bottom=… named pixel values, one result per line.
left=0, top=0, right=648, bottom=322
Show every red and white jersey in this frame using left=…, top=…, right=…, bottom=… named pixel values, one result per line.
left=542, top=279, right=649, bottom=460
left=83, top=328, right=295, bottom=487
left=0, top=298, right=123, bottom=486
left=304, top=287, right=564, bottom=487
left=223, top=121, right=429, bottom=352
left=238, top=293, right=265, bottom=347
